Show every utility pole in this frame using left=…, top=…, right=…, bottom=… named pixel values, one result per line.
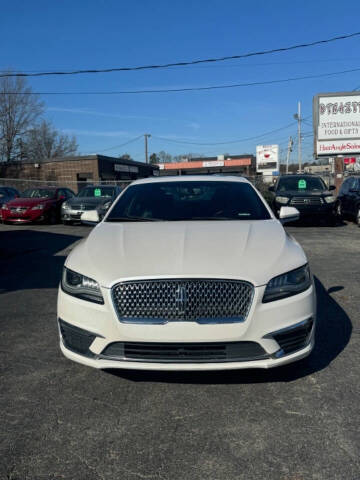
left=293, top=102, right=302, bottom=173
left=286, top=136, right=293, bottom=174
left=144, top=134, right=151, bottom=164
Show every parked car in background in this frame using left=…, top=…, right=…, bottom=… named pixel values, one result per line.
left=269, top=174, right=336, bottom=224
left=58, top=176, right=316, bottom=372
left=0, top=186, right=20, bottom=220
left=61, top=185, right=122, bottom=224
left=336, top=175, right=360, bottom=226
left=1, top=187, right=74, bottom=224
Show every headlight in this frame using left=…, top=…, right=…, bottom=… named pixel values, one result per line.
left=102, top=201, right=112, bottom=210
left=62, top=201, right=70, bottom=210
left=31, top=204, right=45, bottom=210
left=275, top=196, right=290, bottom=205
left=61, top=267, right=104, bottom=304
left=263, top=264, right=311, bottom=303
left=324, top=196, right=336, bottom=203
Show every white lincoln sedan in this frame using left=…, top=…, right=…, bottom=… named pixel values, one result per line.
left=57, top=176, right=316, bottom=371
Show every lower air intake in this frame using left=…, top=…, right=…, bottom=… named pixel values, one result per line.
left=100, top=341, right=269, bottom=363
left=272, top=319, right=314, bottom=355
left=59, top=319, right=96, bottom=357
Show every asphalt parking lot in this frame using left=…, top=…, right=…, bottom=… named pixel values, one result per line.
left=1, top=221, right=359, bottom=480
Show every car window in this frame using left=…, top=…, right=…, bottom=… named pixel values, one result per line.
left=347, top=177, right=357, bottom=191
left=277, top=176, right=326, bottom=192
left=107, top=181, right=271, bottom=222
left=339, top=179, right=350, bottom=195
left=66, top=189, right=75, bottom=197
left=21, top=189, right=56, bottom=198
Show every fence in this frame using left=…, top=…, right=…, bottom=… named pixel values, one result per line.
left=0, top=178, right=133, bottom=194
left=0, top=173, right=336, bottom=197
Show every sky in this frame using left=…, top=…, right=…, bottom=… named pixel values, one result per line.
left=1, top=0, right=360, bottom=164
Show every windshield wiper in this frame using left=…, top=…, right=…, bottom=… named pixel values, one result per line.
left=106, top=216, right=162, bottom=222
left=169, top=216, right=240, bottom=221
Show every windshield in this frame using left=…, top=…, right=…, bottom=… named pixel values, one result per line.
left=21, top=189, right=56, bottom=198
left=77, top=186, right=116, bottom=198
left=106, top=181, right=271, bottom=222
left=277, top=176, right=326, bottom=192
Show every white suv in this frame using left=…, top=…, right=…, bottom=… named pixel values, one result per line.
left=57, top=176, right=316, bottom=371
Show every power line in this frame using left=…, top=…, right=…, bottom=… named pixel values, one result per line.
left=3, top=67, right=360, bottom=95
left=3, top=57, right=360, bottom=74
left=152, top=122, right=297, bottom=146
left=83, top=135, right=143, bottom=154
left=1, top=31, right=359, bottom=78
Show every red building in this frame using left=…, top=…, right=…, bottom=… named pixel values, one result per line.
left=157, top=154, right=256, bottom=176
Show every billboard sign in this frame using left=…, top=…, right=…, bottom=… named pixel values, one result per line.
left=256, top=145, right=279, bottom=175
left=313, top=92, right=360, bottom=156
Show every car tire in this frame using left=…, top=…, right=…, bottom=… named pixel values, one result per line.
left=62, top=220, right=74, bottom=225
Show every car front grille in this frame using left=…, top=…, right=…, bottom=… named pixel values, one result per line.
left=112, top=278, right=254, bottom=324
left=70, top=204, right=95, bottom=211
left=10, top=207, right=28, bottom=213
left=290, top=197, right=323, bottom=205
left=272, top=318, right=314, bottom=355
left=100, top=341, right=268, bottom=363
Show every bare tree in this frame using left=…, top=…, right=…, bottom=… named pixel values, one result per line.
left=23, top=120, right=78, bottom=161
left=0, top=74, right=44, bottom=162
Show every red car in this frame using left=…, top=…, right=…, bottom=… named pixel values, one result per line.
left=1, top=187, right=75, bottom=224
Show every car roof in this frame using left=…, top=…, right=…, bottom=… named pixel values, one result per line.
left=130, top=175, right=250, bottom=186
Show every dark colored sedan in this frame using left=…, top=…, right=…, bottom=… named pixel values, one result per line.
left=269, top=175, right=336, bottom=223
left=336, top=175, right=360, bottom=226
left=61, top=185, right=122, bottom=224
left=2, top=187, right=75, bottom=224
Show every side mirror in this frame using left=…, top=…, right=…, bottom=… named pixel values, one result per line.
left=329, top=185, right=336, bottom=191
left=81, top=210, right=100, bottom=225
left=268, top=185, right=275, bottom=192
left=279, top=206, right=300, bottom=225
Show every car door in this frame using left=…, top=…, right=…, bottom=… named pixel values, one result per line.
left=343, top=177, right=357, bottom=215
left=347, top=177, right=360, bottom=217
left=338, top=178, right=350, bottom=214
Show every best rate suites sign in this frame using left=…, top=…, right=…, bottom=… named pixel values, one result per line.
left=313, top=91, right=360, bottom=156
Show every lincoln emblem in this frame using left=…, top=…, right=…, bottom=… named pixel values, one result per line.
left=175, top=286, right=187, bottom=313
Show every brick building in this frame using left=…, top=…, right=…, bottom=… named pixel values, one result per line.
left=157, top=154, right=256, bottom=176
left=0, top=155, right=158, bottom=192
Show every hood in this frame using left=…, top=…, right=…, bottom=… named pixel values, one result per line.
left=6, top=197, right=54, bottom=207
left=66, top=220, right=307, bottom=288
left=276, top=190, right=330, bottom=197
left=67, top=197, right=110, bottom=207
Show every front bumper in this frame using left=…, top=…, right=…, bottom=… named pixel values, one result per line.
left=57, top=281, right=316, bottom=371
left=2, top=209, right=46, bottom=223
left=275, top=202, right=335, bottom=218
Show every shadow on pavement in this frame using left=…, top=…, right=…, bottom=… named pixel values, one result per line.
left=109, top=276, right=352, bottom=384
left=0, top=229, right=82, bottom=292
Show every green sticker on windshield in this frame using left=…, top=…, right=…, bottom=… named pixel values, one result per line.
left=94, top=188, right=101, bottom=197
left=298, top=179, right=307, bottom=189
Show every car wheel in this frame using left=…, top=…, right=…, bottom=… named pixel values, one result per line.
left=62, top=220, right=73, bottom=225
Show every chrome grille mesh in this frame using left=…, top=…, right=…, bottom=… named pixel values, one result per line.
left=71, top=204, right=95, bottom=211
left=290, top=197, right=323, bottom=205
left=112, top=279, right=254, bottom=324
